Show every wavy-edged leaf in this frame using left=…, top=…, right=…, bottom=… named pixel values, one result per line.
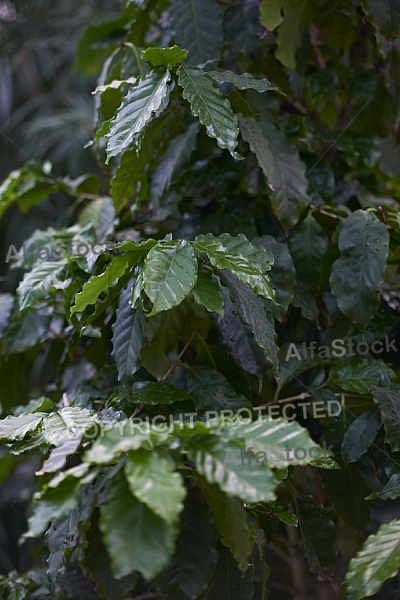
left=150, top=122, right=198, bottom=204
left=329, top=357, right=397, bottom=395
left=112, top=286, right=147, bottom=383
left=187, top=365, right=252, bottom=414
left=106, top=68, right=171, bottom=160
left=209, top=70, right=283, bottom=94
left=197, top=478, right=254, bottom=573
left=155, top=496, right=218, bottom=599
left=330, top=210, right=389, bottom=331
left=71, top=241, right=156, bottom=316
left=367, top=473, right=400, bottom=501
left=345, top=518, right=400, bottom=599
left=177, top=66, right=242, bottom=160
left=219, top=271, right=278, bottom=372
left=41, top=408, right=98, bottom=447
left=191, top=266, right=224, bottom=317
left=99, top=473, right=175, bottom=580
left=239, top=117, right=309, bottom=228
left=141, top=45, right=188, bottom=67
left=37, top=435, right=82, bottom=475
left=143, top=240, right=198, bottom=315
left=372, top=387, right=400, bottom=452
left=361, top=0, right=400, bottom=38
left=341, top=410, right=381, bottom=465
left=296, top=493, right=337, bottom=576
left=220, top=417, right=322, bottom=468
left=17, top=260, right=67, bottom=311
left=0, top=412, right=46, bottom=441
left=128, top=381, right=193, bottom=405
left=194, top=234, right=275, bottom=300
left=189, top=436, right=276, bottom=503
left=219, top=286, right=268, bottom=376
left=171, top=0, right=222, bottom=65
left=125, top=448, right=186, bottom=524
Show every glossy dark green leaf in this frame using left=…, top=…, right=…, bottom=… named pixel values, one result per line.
left=150, top=122, right=198, bottom=204
left=17, top=260, right=67, bottom=311
left=209, top=70, right=283, bottom=94
left=239, top=117, right=309, bottom=228
left=341, top=410, right=381, bottom=465
left=330, top=210, right=389, bottom=331
left=372, top=387, right=400, bottom=452
left=111, top=286, right=147, bottom=383
left=177, top=66, right=242, bottom=159
left=106, top=68, right=171, bottom=160
left=187, top=365, right=252, bottom=414
left=200, top=544, right=254, bottom=599
left=155, top=496, right=218, bottom=599
left=171, top=0, right=222, bottom=65
left=329, top=357, right=397, bottom=395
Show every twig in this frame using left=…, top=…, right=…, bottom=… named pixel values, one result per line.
left=161, top=332, right=196, bottom=381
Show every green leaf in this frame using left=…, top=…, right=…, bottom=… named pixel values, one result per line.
left=171, top=0, right=222, bottom=66
left=187, top=366, right=252, bottom=414
left=219, top=286, right=268, bottom=376
left=253, top=235, right=296, bottom=322
left=296, top=493, right=337, bottom=576
left=194, top=234, right=275, bottom=301
left=219, top=271, right=279, bottom=372
left=345, top=518, right=400, bottom=599
left=41, top=408, right=98, bottom=447
left=106, top=68, right=171, bottom=160
left=150, top=122, right=198, bottom=204
left=366, top=473, right=400, bottom=501
left=201, top=544, right=254, bottom=598
left=143, top=240, right=198, bottom=315
left=288, top=214, right=328, bottom=319
left=2, top=307, right=52, bottom=354
left=239, top=117, right=309, bottom=228
left=71, top=243, right=156, bottom=316
left=329, top=357, right=397, bottom=395
left=17, top=260, right=67, bottom=311
left=37, top=435, right=82, bottom=475
left=277, top=511, right=298, bottom=526
left=155, top=496, right=218, bottom=599
left=0, top=294, right=14, bottom=336
left=111, top=287, right=148, bottom=383
left=129, top=381, right=193, bottom=405
left=341, top=410, right=381, bottom=465
left=189, top=436, right=276, bottom=503
left=372, top=387, right=400, bottom=452
left=192, top=267, right=224, bottom=317
left=110, top=113, right=171, bottom=212
left=220, top=418, right=322, bottom=468
left=0, top=413, right=46, bottom=441
left=141, top=45, right=188, bottom=66
left=125, top=448, right=186, bottom=524
left=209, top=70, right=283, bottom=94
left=197, top=478, right=254, bottom=573
left=99, top=473, right=175, bottom=579
left=330, top=210, right=389, bottom=331
left=26, top=465, right=92, bottom=538
left=177, top=66, right=242, bottom=160
left=361, top=0, right=400, bottom=38
left=260, top=0, right=284, bottom=31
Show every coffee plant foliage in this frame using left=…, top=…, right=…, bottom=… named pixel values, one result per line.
left=1, top=1, right=400, bottom=598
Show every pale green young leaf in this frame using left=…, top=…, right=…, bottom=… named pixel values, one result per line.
left=141, top=45, right=188, bottom=67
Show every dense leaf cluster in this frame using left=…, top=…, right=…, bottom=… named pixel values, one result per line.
left=1, top=0, right=400, bottom=599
